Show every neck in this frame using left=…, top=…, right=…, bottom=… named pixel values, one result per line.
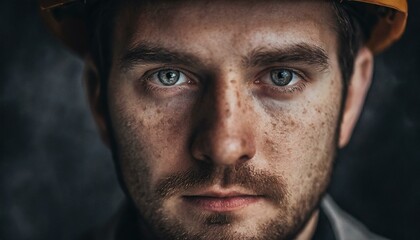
left=294, top=210, right=320, bottom=240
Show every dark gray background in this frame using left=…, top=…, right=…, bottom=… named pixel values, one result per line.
left=1, top=1, right=419, bottom=239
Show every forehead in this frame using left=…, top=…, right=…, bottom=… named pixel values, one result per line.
left=113, top=0, right=338, bottom=63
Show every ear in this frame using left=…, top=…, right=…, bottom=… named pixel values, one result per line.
left=83, top=59, right=111, bottom=148
left=339, top=47, right=374, bottom=148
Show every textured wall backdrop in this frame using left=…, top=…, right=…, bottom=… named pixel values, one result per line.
left=1, top=1, right=419, bottom=240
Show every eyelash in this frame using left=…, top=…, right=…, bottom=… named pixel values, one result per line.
left=140, top=66, right=310, bottom=96
left=259, top=81, right=308, bottom=95
left=140, top=67, right=197, bottom=93
left=255, top=67, right=310, bottom=95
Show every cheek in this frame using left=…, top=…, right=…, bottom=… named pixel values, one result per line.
left=260, top=77, right=342, bottom=191
left=107, top=78, right=195, bottom=189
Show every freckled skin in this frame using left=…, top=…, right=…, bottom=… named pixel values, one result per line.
left=104, top=0, right=344, bottom=239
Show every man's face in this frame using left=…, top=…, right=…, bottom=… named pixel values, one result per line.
left=104, top=0, right=343, bottom=239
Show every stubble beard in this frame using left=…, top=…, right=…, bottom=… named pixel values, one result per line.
left=107, top=113, right=338, bottom=240
left=116, top=157, right=334, bottom=240
left=109, top=102, right=340, bottom=240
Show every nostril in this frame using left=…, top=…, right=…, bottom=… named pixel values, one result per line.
left=239, top=155, right=251, bottom=163
left=190, top=122, right=256, bottom=166
left=192, top=146, right=213, bottom=163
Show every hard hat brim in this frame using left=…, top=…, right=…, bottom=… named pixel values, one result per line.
left=39, top=0, right=408, bottom=56
left=350, top=0, right=408, bottom=52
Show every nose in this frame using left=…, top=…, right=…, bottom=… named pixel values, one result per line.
left=191, top=77, right=256, bottom=167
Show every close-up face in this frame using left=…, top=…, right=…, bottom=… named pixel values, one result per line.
left=92, top=0, right=357, bottom=239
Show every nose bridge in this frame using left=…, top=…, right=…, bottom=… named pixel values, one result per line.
left=214, top=76, right=240, bottom=129
left=191, top=72, right=256, bottom=166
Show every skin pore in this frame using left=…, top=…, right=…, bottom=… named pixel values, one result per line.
left=86, top=0, right=373, bottom=239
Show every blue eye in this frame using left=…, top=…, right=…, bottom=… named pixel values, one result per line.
left=150, top=69, right=189, bottom=86
left=157, top=69, right=181, bottom=86
left=270, top=69, right=294, bottom=86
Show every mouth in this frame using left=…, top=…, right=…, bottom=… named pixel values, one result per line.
left=182, top=190, right=264, bottom=212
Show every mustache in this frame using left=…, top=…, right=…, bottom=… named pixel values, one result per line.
left=155, top=164, right=288, bottom=205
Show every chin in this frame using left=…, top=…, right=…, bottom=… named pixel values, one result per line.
left=139, top=195, right=318, bottom=240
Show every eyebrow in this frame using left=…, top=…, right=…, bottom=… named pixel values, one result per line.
left=119, top=42, right=330, bottom=72
left=243, top=43, right=330, bottom=71
left=119, top=43, right=203, bottom=72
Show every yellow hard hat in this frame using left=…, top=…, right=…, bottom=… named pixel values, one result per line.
left=39, top=0, right=408, bottom=56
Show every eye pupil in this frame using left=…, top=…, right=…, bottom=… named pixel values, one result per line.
left=271, top=69, right=293, bottom=86
left=158, top=70, right=180, bottom=86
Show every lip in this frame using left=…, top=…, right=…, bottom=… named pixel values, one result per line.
left=183, top=190, right=263, bottom=212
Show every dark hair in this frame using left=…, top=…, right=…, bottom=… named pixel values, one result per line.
left=88, top=1, right=375, bottom=87
left=330, top=1, right=379, bottom=86
left=87, top=0, right=119, bottom=82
